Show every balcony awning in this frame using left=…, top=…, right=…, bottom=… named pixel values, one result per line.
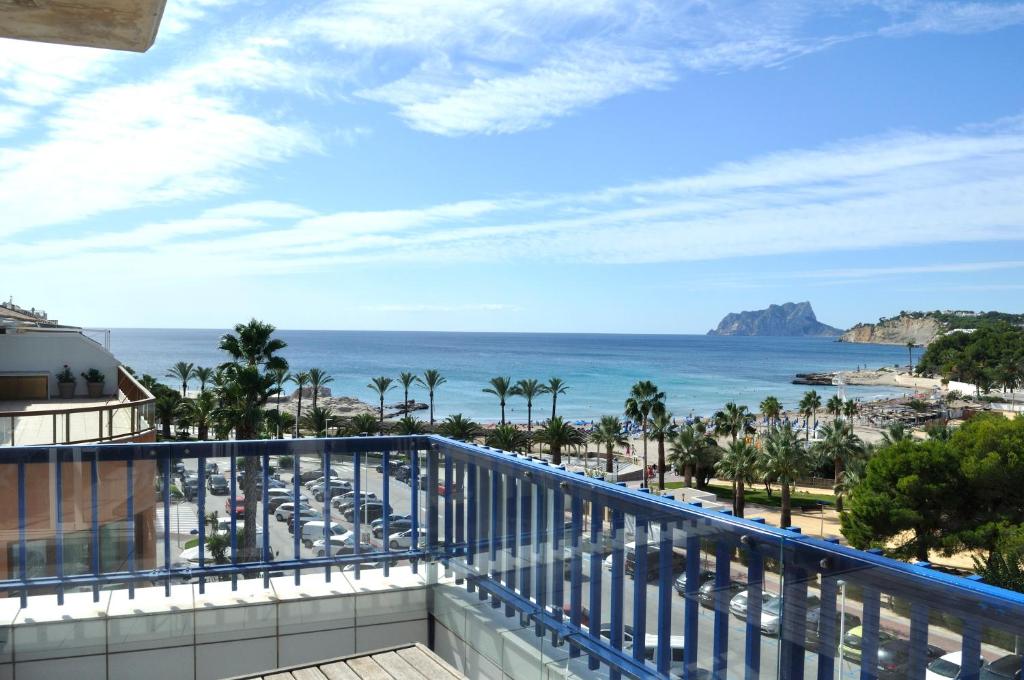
left=0, top=0, right=167, bottom=52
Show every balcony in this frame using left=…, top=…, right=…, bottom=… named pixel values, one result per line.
left=0, top=366, right=155, bottom=446
left=0, top=435, right=1021, bottom=680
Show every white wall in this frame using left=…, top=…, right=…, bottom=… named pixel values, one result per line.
left=0, top=330, right=119, bottom=397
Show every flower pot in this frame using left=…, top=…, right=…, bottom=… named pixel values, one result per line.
left=57, top=382, right=75, bottom=399
left=86, top=381, right=104, bottom=398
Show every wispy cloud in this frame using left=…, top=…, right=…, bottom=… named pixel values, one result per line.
left=10, top=116, right=1023, bottom=277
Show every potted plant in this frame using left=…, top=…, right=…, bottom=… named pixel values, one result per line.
left=81, top=368, right=106, bottom=398
left=56, top=364, right=76, bottom=398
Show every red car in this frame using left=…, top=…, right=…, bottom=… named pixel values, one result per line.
left=226, top=496, right=245, bottom=518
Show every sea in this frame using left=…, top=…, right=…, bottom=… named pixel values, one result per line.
left=109, top=330, right=911, bottom=423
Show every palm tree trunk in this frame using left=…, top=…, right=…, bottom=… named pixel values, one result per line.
left=551, top=396, right=556, bottom=421
left=641, top=420, right=649, bottom=488
left=404, top=387, right=409, bottom=415
left=296, top=393, right=303, bottom=438
left=552, top=444, right=561, bottom=466
left=276, top=389, right=282, bottom=438
left=737, top=483, right=745, bottom=518
left=606, top=445, right=613, bottom=473
left=684, top=464, right=693, bottom=488
left=781, top=482, right=792, bottom=528
left=379, top=396, right=384, bottom=428
left=429, top=391, right=435, bottom=426
left=657, top=436, right=666, bottom=489
left=500, top=401, right=505, bottom=425
left=527, top=403, right=532, bottom=432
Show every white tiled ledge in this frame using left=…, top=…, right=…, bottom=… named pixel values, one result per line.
left=0, top=566, right=432, bottom=680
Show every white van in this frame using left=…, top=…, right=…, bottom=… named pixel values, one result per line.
left=301, top=520, right=345, bottom=548
left=214, top=518, right=262, bottom=536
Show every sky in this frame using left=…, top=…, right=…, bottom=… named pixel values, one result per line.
left=2, top=0, right=1023, bottom=334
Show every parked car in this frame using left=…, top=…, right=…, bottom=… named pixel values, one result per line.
left=628, top=634, right=688, bottom=677
left=698, top=579, right=747, bottom=609
left=286, top=507, right=324, bottom=533
left=804, top=611, right=861, bottom=651
left=313, top=532, right=373, bottom=558
left=760, top=594, right=822, bottom=636
left=332, top=491, right=379, bottom=511
left=874, top=639, right=946, bottom=680
left=388, top=527, right=427, bottom=550
left=313, top=483, right=353, bottom=503
left=729, top=589, right=775, bottom=620
left=562, top=544, right=606, bottom=581
left=205, top=462, right=219, bottom=475
left=305, top=474, right=343, bottom=490
left=372, top=518, right=413, bottom=540
left=395, top=465, right=412, bottom=483
left=674, top=570, right=716, bottom=596
left=274, top=501, right=312, bottom=523
left=370, top=513, right=412, bottom=530
left=268, top=493, right=301, bottom=512
left=927, top=652, right=985, bottom=680
left=342, top=501, right=392, bottom=523
left=225, top=496, right=245, bottom=518
left=207, top=474, right=229, bottom=495
left=181, top=476, right=199, bottom=501
left=841, top=626, right=896, bottom=663
left=301, top=520, right=345, bottom=548
left=597, top=624, right=635, bottom=645
left=981, top=655, right=1023, bottom=680
left=297, top=468, right=339, bottom=485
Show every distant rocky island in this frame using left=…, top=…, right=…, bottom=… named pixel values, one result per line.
left=708, top=302, right=842, bottom=337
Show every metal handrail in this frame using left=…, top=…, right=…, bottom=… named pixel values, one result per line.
left=0, top=435, right=1021, bottom=680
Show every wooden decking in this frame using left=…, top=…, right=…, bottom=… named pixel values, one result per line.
left=229, top=643, right=465, bottom=680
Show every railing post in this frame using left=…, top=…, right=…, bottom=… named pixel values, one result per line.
left=609, top=508, right=625, bottom=680
left=162, top=452, right=172, bottom=597
left=91, top=454, right=100, bottom=603
left=503, top=470, right=517, bottom=615
left=55, top=449, right=65, bottom=605
left=427, top=443, right=440, bottom=574
left=569, top=491, right=584, bottom=658
left=410, top=447, right=419, bottom=575
left=587, top=500, right=604, bottom=671
left=780, top=549, right=809, bottom=680
left=683, top=527, right=701, bottom=680
left=17, top=461, right=26, bottom=608
left=198, top=452, right=206, bottom=595
left=713, top=538, right=732, bottom=680
left=631, top=516, right=648, bottom=664
left=127, top=458, right=135, bottom=599
left=381, top=448, right=390, bottom=579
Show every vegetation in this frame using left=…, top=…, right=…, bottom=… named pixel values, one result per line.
left=759, top=396, right=782, bottom=430
left=436, top=414, right=481, bottom=441
left=541, top=377, right=569, bottom=421
left=513, top=378, right=543, bottom=432
left=398, top=372, right=417, bottom=416
left=368, top=376, right=394, bottom=428
left=760, top=424, right=815, bottom=528
left=177, top=390, right=217, bottom=440
left=194, top=366, right=214, bottom=392
left=483, top=376, right=514, bottom=425
left=669, top=420, right=716, bottom=488
left=534, top=416, right=585, bottom=466
left=591, top=415, right=626, bottom=473
left=307, top=368, right=333, bottom=410
left=811, top=420, right=864, bottom=511
left=166, top=361, right=195, bottom=397
left=647, top=410, right=676, bottom=489
left=415, top=370, right=447, bottom=426
left=916, top=321, right=1024, bottom=395
left=486, top=423, right=530, bottom=453
left=302, top=405, right=334, bottom=437
left=624, top=380, right=665, bottom=487
left=394, top=415, right=427, bottom=435
left=346, top=412, right=379, bottom=436
left=797, top=390, right=822, bottom=441
left=290, top=371, right=310, bottom=437
left=716, top=440, right=758, bottom=517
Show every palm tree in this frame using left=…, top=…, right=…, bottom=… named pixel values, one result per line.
left=270, top=368, right=290, bottom=437
left=833, top=454, right=868, bottom=512
left=416, top=370, right=447, bottom=426
left=534, top=417, right=585, bottom=466
left=716, top=439, right=759, bottom=517
left=669, top=422, right=714, bottom=488
left=346, top=412, right=379, bottom=436
left=624, top=380, right=665, bottom=488
left=193, top=366, right=214, bottom=392
left=177, top=390, right=217, bottom=440
left=907, top=341, right=915, bottom=372
left=513, top=379, right=543, bottom=432
left=759, top=396, right=782, bottom=431
left=880, top=422, right=912, bottom=446
left=713, top=402, right=754, bottom=444
left=394, top=415, right=426, bottom=435
left=307, top=368, right=333, bottom=410
left=540, top=377, right=569, bottom=421
left=483, top=376, right=514, bottom=425
left=302, top=405, right=334, bottom=438
left=760, top=424, right=814, bottom=528
left=216, top=319, right=288, bottom=562
left=826, top=395, right=844, bottom=422
left=798, top=390, right=822, bottom=441
left=811, top=421, right=863, bottom=512
left=648, top=411, right=676, bottom=489
left=591, top=415, right=626, bottom=473
left=368, top=376, right=395, bottom=429
left=263, top=409, right=294, bottom=440
left=155, top=391, right=182, bottom=438
left=486, top=423, right=530, bottom=453
left=166, top=361, right=195, bottom=398
left=398, top=372, right=417, bottom=415
left=842, top=399, right=859, bottom=422
left=437, top=414, right=482, bottom=441
left=290, top=371, right=310, bottom=437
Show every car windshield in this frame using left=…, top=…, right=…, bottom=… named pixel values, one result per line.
left=764, top=598, right=782, bottom=614
left=928, top=659, right=961, bottom=678
left=211, top=475, right=226, bottom=484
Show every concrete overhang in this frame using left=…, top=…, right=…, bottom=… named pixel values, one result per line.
left=0, top=0, right=167, bottom=52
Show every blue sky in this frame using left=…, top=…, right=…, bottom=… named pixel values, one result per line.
left=2, top=0, right=1023, bottom=333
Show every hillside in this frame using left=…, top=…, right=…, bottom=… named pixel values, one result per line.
left=840, top=310, right=1024, bottom=346
left=707, top=302, right=842, bottom=337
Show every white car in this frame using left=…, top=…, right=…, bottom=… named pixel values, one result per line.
left=388, top=527, right=427, bottom=550
left=629, top=634, right=687, bottom=676
left=312, top=531, right=372, bottom=557
left=927, top=651, right=983, bottom=680
left=274, top=501, right=312, bottom=522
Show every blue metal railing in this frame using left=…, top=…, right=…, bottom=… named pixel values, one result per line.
left=2, top=435, right=1024, bottom=680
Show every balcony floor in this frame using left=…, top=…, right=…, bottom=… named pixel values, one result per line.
left=0, top=396, right=132, bottom=446
left=232, top=642, right=464, bottom=680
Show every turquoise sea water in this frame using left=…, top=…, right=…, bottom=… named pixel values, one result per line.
left=110, top=330, right=911, bottom=422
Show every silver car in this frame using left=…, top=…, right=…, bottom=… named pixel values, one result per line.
left=729, top=589, right=775, bottom=620
left=759, top=594, right=822, bottom=636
